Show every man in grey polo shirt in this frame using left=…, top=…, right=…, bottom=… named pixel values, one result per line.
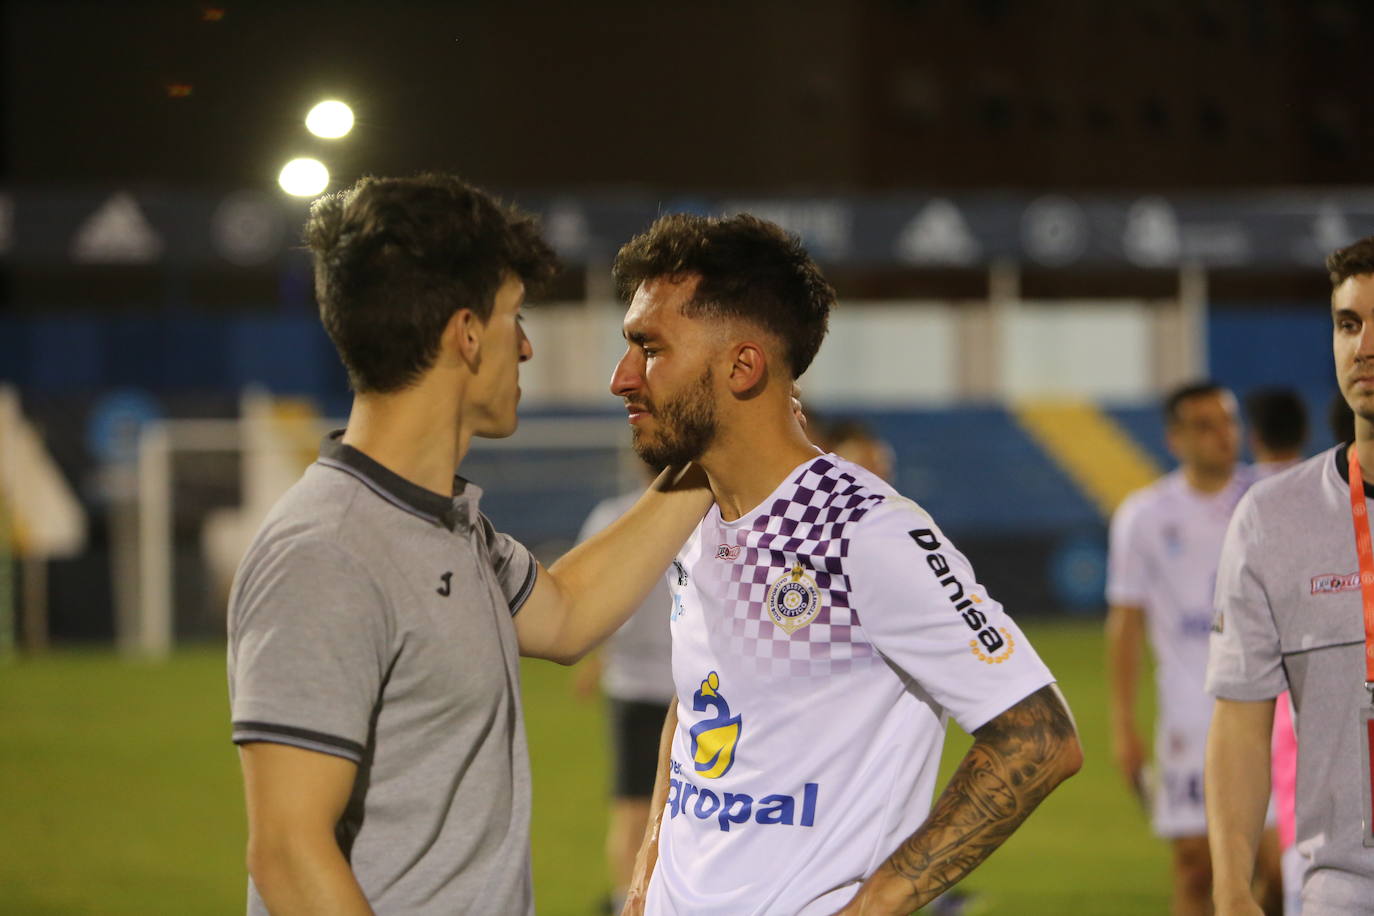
left=228, top=174, right=710, bottom=915
left=1206, top=235, right=1374, bottom=914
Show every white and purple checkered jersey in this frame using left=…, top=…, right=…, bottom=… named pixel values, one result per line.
left=647, top=454, right=1056, bottom=915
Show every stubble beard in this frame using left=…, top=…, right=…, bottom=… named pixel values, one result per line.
left=631, top=367, right=718, bottom=468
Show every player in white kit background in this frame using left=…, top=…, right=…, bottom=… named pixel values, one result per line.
left=609, top=213, right=1083, bottom=916
left=1106, top=382, right=1281, bottom=915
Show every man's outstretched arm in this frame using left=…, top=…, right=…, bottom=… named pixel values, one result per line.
left=836, top=684, right=1083, bottom=915
left=515, top=464, right=710, bottom=665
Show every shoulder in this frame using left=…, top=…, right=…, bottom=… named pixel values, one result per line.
left=1116, top=472, right=1178, bottom=518
left=1244, top=447, right=1334, bottom=508
left=243, top=474, right=365, bottom=571
left=770, top=455, right=891, bottom=524
left=235, top=470, right=383, bottom=598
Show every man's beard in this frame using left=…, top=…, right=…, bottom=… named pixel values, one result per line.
left=631, top=367, right=718, bottom=468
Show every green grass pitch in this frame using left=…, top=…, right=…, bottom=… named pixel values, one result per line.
left=0, top=620, right=1169, bottom=913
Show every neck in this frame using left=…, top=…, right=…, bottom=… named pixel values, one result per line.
left=1183, top=464, right=1232, bottom=495
left=1357, top=414, right=1374, bottom=474
left=1254, top=447, right=1301, bottom=465
left=698, top=405, right=822, bottom=522
left=341, top=375, right=468, bottom=497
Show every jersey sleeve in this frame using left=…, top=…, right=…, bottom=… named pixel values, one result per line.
left=478, top=512, right=538, bottom=615
left=228, top=537, right=391, bottom=763
left=1105, top=492, right=1149, bottom=608
left=846, top=500, right=1056, bottom=733
left=1206, top=491, right=1287, bottom=700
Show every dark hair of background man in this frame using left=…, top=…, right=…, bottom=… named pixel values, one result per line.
left=1163, top=381, right=1226, bottom=426
left=1244, top=388, right=1308, bottom=453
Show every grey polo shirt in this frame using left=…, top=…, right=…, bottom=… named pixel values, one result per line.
left=228, top=432, right=538, bottom=915
left=1207, top=445, right=1374, bottom=913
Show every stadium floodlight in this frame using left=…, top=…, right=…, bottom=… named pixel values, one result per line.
left=305, top=100, right=354, bottom=139
left=278, top=158, right=329, bottom=197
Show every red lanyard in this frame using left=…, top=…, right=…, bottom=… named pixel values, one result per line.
left=1343, top=443, right=1374, bottom=697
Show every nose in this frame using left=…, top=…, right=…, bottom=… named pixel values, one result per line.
left=609, top=348, right=641, bottom=398
left=518, top=323, right=533, bottom=363
left=1358, top=321, right=1374, bottom=359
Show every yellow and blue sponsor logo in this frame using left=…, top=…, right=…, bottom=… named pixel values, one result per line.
left=668, top=672, right=819, bottom=832
left=688, top=671, right=741, bottom=778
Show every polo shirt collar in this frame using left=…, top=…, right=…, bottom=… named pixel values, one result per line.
left=1333, top=442, right=1374, bottom=500
left=318, top=430, right=479, bottom=531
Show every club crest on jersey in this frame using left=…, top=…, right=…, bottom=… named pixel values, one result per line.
left=766, top=562, right=822, bottom=635
left=715, top=544, right=741, bottom=561
left=690, top=672, right=742, bottom=779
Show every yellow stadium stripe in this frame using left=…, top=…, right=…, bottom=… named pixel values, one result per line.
left=1013, top=399, right=1163, bottom=519
left=269, top=397, right=322, bottom=469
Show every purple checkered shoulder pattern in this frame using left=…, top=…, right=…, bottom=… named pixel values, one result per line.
left=722, top=458, right=887, bottom=679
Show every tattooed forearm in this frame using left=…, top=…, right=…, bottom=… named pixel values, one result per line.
left=846, top=684, right=1081, bottom=915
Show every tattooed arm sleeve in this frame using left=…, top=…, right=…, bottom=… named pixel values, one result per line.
left=841, top=684, right=1083, bottom=915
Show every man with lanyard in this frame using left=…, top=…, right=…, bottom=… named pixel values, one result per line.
left=1207, top=235, right=1374, bottom=914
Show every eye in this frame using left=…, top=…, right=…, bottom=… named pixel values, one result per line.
left=641, top=346, right=659, bottom=357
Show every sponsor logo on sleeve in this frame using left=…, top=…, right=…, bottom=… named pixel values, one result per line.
left=909, top=528, right=1015, bottom=663
left=766, top=562, right=822, bottom=635
left=1311, top=572, right=1361, bottom=595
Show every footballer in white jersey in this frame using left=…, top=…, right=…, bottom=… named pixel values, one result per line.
left=611, top=211, right=1080, bottom=916
left=1107, top=466, right=1253, bottom=835
left=647, top=454, right=1057, bottom=915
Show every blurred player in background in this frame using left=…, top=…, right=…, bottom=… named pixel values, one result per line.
left=574, top=457, right=676, bottom=914
left=826, top=417, right=896, bottom=483
left=1246, top=389, right=1308, bottom=478
left=1106, top=381, right=1281, bottom=915
left=1244, top=389, right=1309, bottom=916
left=1208, top=237, right=1374, bottom=914
left=227, top=174, right=712, bottom=916
left=1328, top=391, right=1356, bottom=446
left=611, top=212, right=1081, bottom=915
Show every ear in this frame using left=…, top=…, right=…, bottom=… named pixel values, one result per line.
left=442, top=308, right=485, bottom=371
left=1163, top=424, right=1183, bottom=460
left=726, top=341, right=769, bottom=397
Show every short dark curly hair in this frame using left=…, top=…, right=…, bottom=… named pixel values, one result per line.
left=611, top=213, right=835, bottom=378
left=305, top=173, right=559, bottom=394
left=1326, top=235, right=1374, bottom=288
left=1163, top=380, right=1227, bottom=426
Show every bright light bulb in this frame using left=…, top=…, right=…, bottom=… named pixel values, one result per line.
left=305, top=100, right=354, bottom=139
left=278, top=158, right=329, bottom=196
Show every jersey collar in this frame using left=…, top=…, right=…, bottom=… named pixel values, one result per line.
left=317, top=430, right=468, bottom=530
